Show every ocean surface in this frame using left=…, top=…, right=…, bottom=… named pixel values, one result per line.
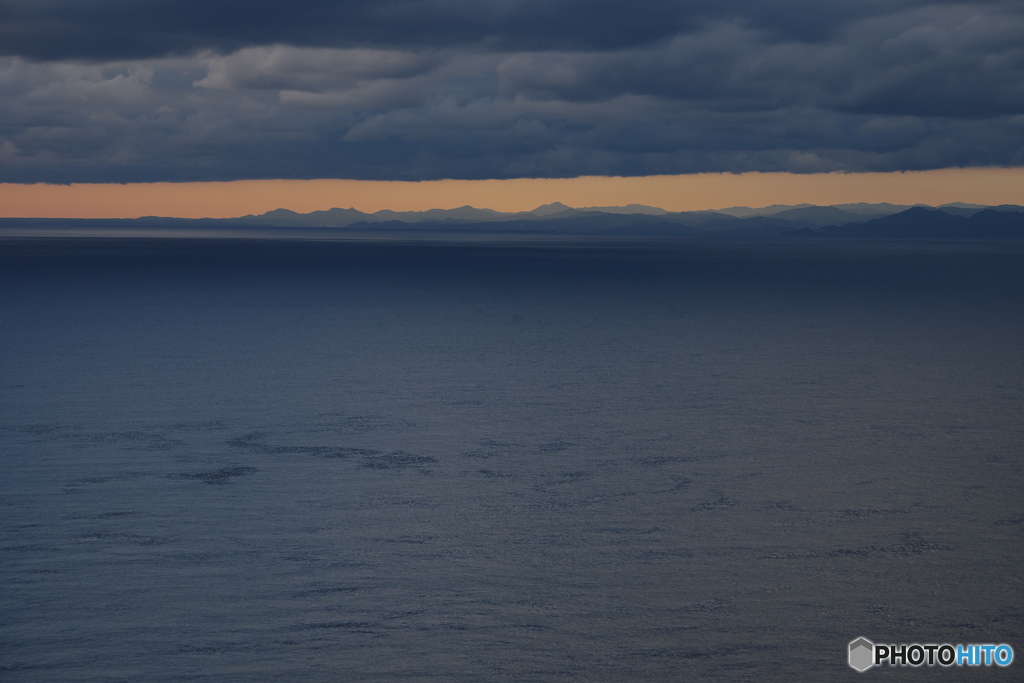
left=1, top=235, right=1022, bottom=681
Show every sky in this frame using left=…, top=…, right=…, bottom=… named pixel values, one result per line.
left=1, top=1, right=1023, bottom=215
left=3, top=169, right=1024, bottom=219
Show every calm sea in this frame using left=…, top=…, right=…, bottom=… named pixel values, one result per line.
left=2, top=236, right=1022, bottom=681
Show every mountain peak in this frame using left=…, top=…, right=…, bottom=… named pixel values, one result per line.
left=530, top=202, right=574, bottom=216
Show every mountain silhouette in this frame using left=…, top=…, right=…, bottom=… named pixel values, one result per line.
left=792, top=206, right=1024, bottom=240
left=4, top=203, right=1023, bottom=240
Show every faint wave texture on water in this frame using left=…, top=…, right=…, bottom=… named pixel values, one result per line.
left=2, top=237, right=1022, bottom=681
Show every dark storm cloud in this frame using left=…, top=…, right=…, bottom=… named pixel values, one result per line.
left=0, top=0, right=1021, bottom=182
left=0, top=0, right=703, bottom=60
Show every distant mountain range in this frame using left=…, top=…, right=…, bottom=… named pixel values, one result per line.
left=3, top=202, right=1023, bottom=240
left=786, top=206, right=1024, bottom=240
left=233, top=201, right=1022, bottom=230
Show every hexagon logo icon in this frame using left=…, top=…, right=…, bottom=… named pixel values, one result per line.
left=849, top=637, right=874, bottom=672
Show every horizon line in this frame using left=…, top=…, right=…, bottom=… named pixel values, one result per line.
left=2, top=168, right=1023, bottom=219
left=1, top=200, right=1013, bottom=223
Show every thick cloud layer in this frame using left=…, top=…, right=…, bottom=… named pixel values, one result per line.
left=0, top=0, right=1022, bottom=182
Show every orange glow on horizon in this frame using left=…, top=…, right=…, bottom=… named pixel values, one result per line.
left=1, top=168, right=1023, bottom=219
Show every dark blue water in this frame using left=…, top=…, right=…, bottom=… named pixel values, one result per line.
left=2, top=237, right=1022, bottom=681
